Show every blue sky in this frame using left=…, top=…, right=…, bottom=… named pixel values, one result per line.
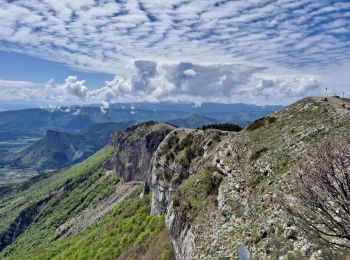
left=0, top=51, right=112, bottom=88
left=0, top=0, right=349, bottom=107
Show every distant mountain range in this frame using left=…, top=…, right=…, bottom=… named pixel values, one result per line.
left=0, top=102, right=282, bottom=171
left=0, top=122, right=134, bottom=171
left=0, top=102, right=281, bottom=138
left=167, top=114, right=219, bottom=128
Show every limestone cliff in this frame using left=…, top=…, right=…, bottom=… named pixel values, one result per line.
left=107, top=121, right=175, bottom=182
left=148, top=97, right=350, bottom=259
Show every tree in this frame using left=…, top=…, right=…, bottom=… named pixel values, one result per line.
left=285, top=138, right=350, bottom=249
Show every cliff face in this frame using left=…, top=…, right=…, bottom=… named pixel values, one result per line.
left=146, top=128, right=231, bottom=259
left=148, top=97, right=350, bottom=259
left=107, top=122, right=175, bottom=182
left=1, top=97, right=350, bottom=259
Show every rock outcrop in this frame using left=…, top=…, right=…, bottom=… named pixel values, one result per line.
left=148, top=97, right=350, bottom=259
left=107, top=121, right=175, bottom=182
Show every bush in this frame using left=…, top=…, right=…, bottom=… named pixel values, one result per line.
left=172, top=166, right=222, bottom=222
left=200, top=123, right=242, bottom=132
left=283, top=138, right=350, bottom=249
left=246, top=116, right=277, bottom=131
left=250, top=147, right=268, bottom=161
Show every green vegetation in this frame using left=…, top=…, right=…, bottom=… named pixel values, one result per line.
left=173, top=166, right=221, bottom=222
left=163, top=132, right=204, bottom=169
left=0, top=146, right=118, bottom=257
left=6, top=191, right=174, bottom=260
left=200, top=123, right=242, bottom=132
left=250, top=147, right=269, bottom=161
left=126, top=120, right=159, bottom=132
left=246, top=116, right=277, bottom=131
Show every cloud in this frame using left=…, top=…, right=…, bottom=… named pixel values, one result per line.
left=0, top=0, right=348, bottom=105
left=0, top=61, right=324, bottom=106
left=255, top=77, right=321, bottom=102
left=62, top=76, right=88, bottom=99
left=84, top=61, right=321, bottom=106
left=183, top=69, right=197, bottom=77
left=0, top=0, right=348, bottom=76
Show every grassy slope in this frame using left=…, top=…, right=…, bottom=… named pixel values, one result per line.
left=7, top=191, right=174, bottom=260
left=0, top=146, right=119, bottom=257
left=0, top=144, right=174, bottom=259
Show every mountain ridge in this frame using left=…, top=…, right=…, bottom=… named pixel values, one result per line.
left=0, top=97, right=349, bottom=259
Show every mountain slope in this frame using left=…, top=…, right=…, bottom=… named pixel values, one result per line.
left=166, top=114, right=219, bottom=128
left=148, top=96, right=350, bottom=259
left=2, top=121, right=134, bottom=171
left=0, top=97, right=349, bottom=259
left=0, top=122, right=176, bottom=259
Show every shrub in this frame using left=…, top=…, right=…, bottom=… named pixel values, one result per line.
left=172, top=166, right=222, bottom=222
left=246, top=116, right=277, bottom=131
left=283, top=138, right=350, bottom=249
left=250, top=147, right=269, bottom=161
left=200, top=123, right=242, bottom=132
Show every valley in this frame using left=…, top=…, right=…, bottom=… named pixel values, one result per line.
left=0, top=167, right=38, bottom=185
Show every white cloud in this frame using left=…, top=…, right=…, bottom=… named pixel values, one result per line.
left=0, top=0, right=348, bottom=76
left=0, top=61, right=324, bottom=106
left=86, top=61, right=322, bottom=105
left=183, top=69, right=197, bottom=77
left=62, top=75, right=88, bottom=99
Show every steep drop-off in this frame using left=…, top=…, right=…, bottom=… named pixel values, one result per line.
left=0, top=121, right=176, bottom=259
left=1, top=97, right=350, bottom=259
left=148, top=97, right=350, bottom=259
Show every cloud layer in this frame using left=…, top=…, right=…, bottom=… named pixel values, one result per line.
left=0, top=0, right=349, bottom=74
left=0, top=61, right=322, bottom=106
left=0, top=0, right=348, bottom=105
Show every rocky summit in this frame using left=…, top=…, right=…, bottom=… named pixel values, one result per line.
left=0, top=96, right=350, bottom=259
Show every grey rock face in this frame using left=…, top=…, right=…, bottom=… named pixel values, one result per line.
left=147, top=128, right=228, bottom=259
left=108, top=122, right=175, bottom=182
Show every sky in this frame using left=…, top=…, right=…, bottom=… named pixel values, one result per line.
left=0, top=0, right=349, bottom=108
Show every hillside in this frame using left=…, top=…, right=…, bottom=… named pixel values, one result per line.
left=0, top=97, right=349, bottom=259
left=1, top=121, right=135, bottom=171
left=166, top=114, right=219, bottom=128
left=0, top=121, right=176, bottom=259
left=148, top=96, right=350, bottom=259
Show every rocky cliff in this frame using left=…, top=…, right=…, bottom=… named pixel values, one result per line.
left=147, top=97, right=350, bottom=259
left=1, top=97, right=350, bottom=259
left=106, top=121, right=175, bottom=182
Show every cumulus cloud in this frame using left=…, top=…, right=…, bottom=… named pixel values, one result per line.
left=83, top=60, right=322, bottom=106
left=183, top=69, right=197, bottom=77
left=62, top=76, right=88, bottom=99
left=0, top=61, right=324, bottom=106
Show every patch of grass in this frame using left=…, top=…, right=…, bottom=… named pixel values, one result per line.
left=246, top=116, right=277, bottom=131
left=250, top=147, right=269, bottom=161
left=172, top=166, right=221, bottom=222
